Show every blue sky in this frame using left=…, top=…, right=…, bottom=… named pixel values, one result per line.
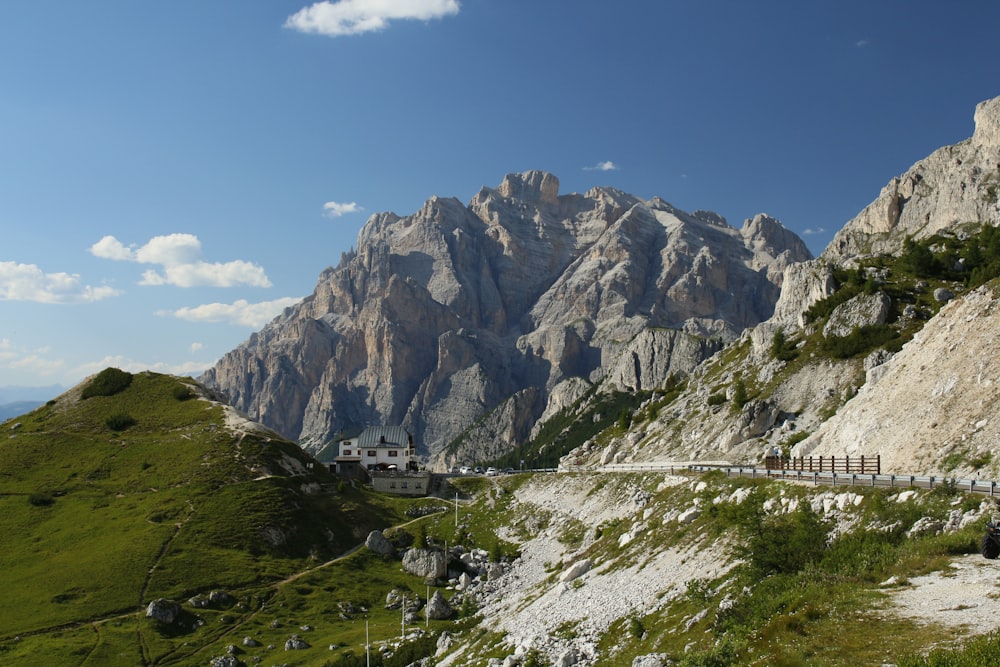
left=2, top=0, right=999, bottom=391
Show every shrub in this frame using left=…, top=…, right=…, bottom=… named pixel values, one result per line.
left=172, top=385, right=195, bottom=401
left=707, top=393, right=727, bottom=407
left=28, top=492, right=55, bottom=507
left=739, top=504, right=829, bottom=576
left=732, top=379, right=749, bottom=408
left=771, top=329, right=798, bottom=362
left=628, top=614, right=646, bottom=639
left=820, top=324, right=898, bottom=358
left=81, top=367, right=133, bottom=399
left=105, top=413, right=137, bottom=431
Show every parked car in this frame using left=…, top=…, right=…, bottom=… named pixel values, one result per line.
left=503, top=467, right=515, bottom=475
left=486, top=467, right=499, bottom=476
left=474, top=466, right=485, bottom=474
left=460, top=466, right=472, bottom=474
left=448, top=466, right=458, bottom=474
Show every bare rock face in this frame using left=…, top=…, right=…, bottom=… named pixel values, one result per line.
left=795, top=284, right=1000, bottom=477
left=202, top=171, right=811, bottom=464
left=824, top=95, right=1000, bottom=261
left=602, top=328, right=723, bottom=393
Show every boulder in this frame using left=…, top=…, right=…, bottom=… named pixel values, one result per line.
left=285, top=635, right=310, bottom=650
left=209, top=656, right=242, bottom=667
left=425, top=590, right=454, bottom=620
left=559, top=559, right=592, bottom=583
left=677, top=507, right=702, bottom=524
left=402, top=548, right=446, bottom=579
left=907, top=517, right=945, bottom=538
left=823, top=291, right=892, bottom=339
left=145, top=599, right=181, bottom=625
left=209, top=590, right=233, bottom=606
left=365, top=530, right=396, bottom=556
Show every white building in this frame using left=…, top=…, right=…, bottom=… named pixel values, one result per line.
left=326, top=425, right=417, bottom=475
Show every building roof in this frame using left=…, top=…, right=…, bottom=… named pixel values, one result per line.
left=357, top=425, right=412, bottom=448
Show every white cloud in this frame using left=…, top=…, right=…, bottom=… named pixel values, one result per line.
left=855, top=39, right=871, bottom=48
left=285, top=0, right=460, bottom=37
left=584, top=161, right=620, bottom=172
left=0, top=261, right=121, bottom=304
left=802, top=227, right=826, bottom=235
left=90, top=234, right=272, bottom=288
left=190, top=342, right=204, bottom=353
left=9, top=354, right=65, bottom=374
left=0, top=339, right=65, bottom=378
left=323, top=200, right=364, bottom=218
left=161, top=296, right=303, bottom=328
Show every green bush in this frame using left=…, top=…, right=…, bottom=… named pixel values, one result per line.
left=105, top=413, right=137, bottom=431
left=28, top=492, right=55, bottom=507
left=771, top=329, right=798, bottom=362
left=81, top=367, right=133, bottom=399
left=732, top=379, right=749, bottom=408
left=172, top=385, right=195, bottom=401
left=821, top=324, right=899, bottom=358
left=706, top=393, right=727, bottom=407
left=739, top=504, right=829, bottom=577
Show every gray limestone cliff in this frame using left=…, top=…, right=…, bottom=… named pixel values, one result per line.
left=202, top=172, right=811, bottom=463
left=567, top=94, right=1000, bottom=479
left=824, top=96, right=1000, bottom=261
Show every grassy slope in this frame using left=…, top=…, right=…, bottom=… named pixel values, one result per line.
left=0, top=371, right=418, bottom=665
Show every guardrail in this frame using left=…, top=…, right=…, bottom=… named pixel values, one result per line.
left=556, top=462, right=1000, bottom=498
left=688, top=465, right=1000, bottom=497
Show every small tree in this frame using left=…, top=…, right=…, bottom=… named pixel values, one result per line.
left=732, top=378, right=749, bottom=408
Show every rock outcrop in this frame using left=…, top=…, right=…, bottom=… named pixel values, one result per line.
left=824, top=96, right=1000, bottom=261
left=562, top=95, right=1000, bottom=476
left=202, top=172, right=810, bottom=463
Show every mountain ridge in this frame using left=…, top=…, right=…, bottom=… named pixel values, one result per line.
left=202, top=173, right=811, bottom=463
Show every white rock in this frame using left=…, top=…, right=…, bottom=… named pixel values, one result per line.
left=559, top=559, right=592, bottom=583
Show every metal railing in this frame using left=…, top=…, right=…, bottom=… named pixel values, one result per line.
left=556, top=461, right=1000, bottom=498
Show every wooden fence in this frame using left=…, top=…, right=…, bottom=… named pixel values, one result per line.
left=764, top=455, right=880, bottom=475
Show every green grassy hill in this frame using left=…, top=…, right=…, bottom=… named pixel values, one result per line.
left=0, top=369, right=422, bottom=664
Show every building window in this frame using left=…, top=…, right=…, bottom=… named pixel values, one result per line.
left=388, top=450, right=398, bottom=457
left=343, top=449, right=351, bottom=455
left=401, top=482, right=408, bottom=489
left=367, top=450, right=376, bottom=457
left=415, top=482, right=422, bottom=489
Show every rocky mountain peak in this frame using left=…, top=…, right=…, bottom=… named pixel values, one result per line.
left=203, top=173, right=810, bottom=462
left=973, top=95, right=1000, bottom=148
left=496, top=170, right=560, bottom=204
left=823, top=93, right=1000, bottom=261
left=741, top=213, right=812, bottom=269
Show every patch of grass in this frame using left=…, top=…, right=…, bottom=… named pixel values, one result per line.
left=899, top=630, right=1000, bottom=666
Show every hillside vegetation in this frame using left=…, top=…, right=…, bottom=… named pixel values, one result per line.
left=4, top=380, right=1000, bottom=665
left=0, top=370, right=422, bottom=665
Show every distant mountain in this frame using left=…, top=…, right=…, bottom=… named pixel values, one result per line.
left=0, top=384, right=63, bottom=405
left=0, top=401, right=45, bottom=422
left=202, top=172, right=811, bottom=463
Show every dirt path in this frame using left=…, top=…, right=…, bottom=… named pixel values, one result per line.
left=887, top=554, right=1000, bottom=635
